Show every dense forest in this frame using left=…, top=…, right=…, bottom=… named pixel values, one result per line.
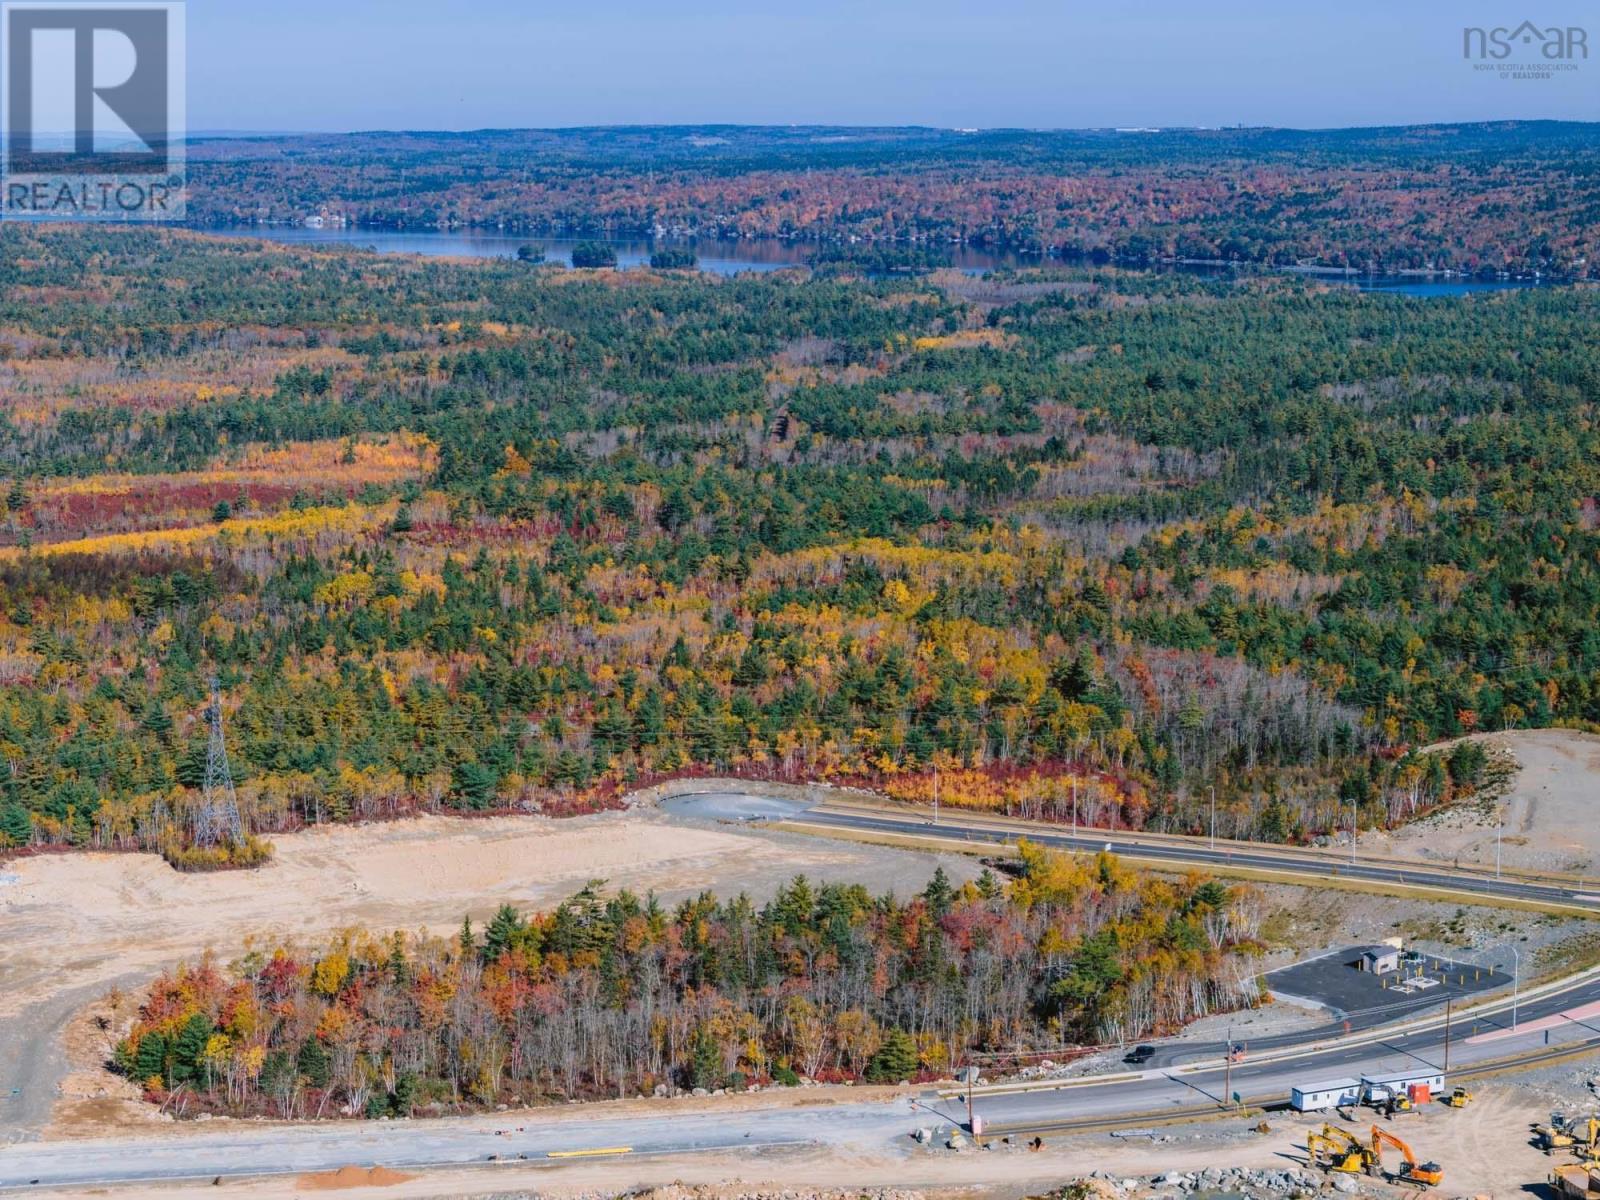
left=185, top=122, right=1600, bottom=278
left=0, top=222, right=1577, bottom=864
left=110, top=846, right=1265, bottom=1117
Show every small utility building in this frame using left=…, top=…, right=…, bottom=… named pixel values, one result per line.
left=1358, top=947, right=1401, bottom=975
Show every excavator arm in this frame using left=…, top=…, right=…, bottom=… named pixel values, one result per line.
left=1308, top=1125, right=1373, bottom=1174
left=1371, top=1125, right=1444, bottom=1187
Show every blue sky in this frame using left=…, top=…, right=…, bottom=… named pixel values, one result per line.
left=189, top=0, right=1598, bottom=131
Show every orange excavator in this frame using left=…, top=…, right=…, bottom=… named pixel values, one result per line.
left=1371, top=1124, right=1445, bottom=1187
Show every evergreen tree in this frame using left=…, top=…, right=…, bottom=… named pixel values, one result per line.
left=0, top=801, right=32, bottom=847
left=865, top=1028, right=919, bottom=1082
left=296, top=1036, right=331, bottom=1089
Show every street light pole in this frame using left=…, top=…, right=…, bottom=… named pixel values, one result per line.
left=1443, top=998, right=1452, bottom=1071
left=932, top=763, right=939, bottom=826
left=1511, top=944, right=1520, bottom=1031
left=1072, top=775, right=1078, bottom=840
left=1210, top=785, right=1216, bottom=852
left=1350, top=798, right=1357, bottom=866
left=1496, top=821, right=1503, bottom=880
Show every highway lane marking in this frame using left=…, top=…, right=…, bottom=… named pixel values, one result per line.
left=778, top=817, right=1600, bottom=918
left=803, top=797, right=1591, bottom=888
left=545, top=1147, right=632, bottom=1158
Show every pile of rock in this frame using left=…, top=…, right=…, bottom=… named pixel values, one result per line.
left=1068, top=1167, right=1487, bottom=1199
left=1072, top=1165, right=1343, bottom=1198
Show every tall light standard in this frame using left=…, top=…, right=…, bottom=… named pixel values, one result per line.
left=1210, top=785, right=1217, bottom=852
left=932, top=761, right=939, bottom=826
left=1496, top=820, right=1503, bottom=880
left=1071, top=775, right=1078, bottom=840
left=1511, top=944, right=1521, bottom=1032
left=1350, top=797, right=1358, bottom=866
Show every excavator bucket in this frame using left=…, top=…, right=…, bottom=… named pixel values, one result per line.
left=1371, top=1123, right=1444, bottom=1188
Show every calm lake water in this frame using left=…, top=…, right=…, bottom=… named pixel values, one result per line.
left=204, top=226, right=1548, bottom=297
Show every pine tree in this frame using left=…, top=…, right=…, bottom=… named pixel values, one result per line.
left=922, top=866, right=955, bottom=917
left=0, top=801, right=32, bottom=848
left=866, top=1029, right=919, bottom=1082
left=132, top=1031, right=168, bottom=1087
left=169, top=1013, right=213, bottom=1085
left=296, top=1036, right=331, bottom=1089
left=481, top=903, right=525, bottom=963
left=690, top=1029, right=723, bottom=1091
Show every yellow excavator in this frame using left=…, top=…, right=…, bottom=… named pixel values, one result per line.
left=1307, top=1124, right=1375, bottom=1175
left=1371, top=1124, right=1445, bottom=1187
left=1365, top=1081, right=1414, bottom=1118
left=1540, top=1116, right=1600, bottom=1156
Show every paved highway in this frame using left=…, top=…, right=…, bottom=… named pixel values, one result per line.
left=773, top=796, right=1600, bottom=915
left=5, top=791, right=1600, bottom=1192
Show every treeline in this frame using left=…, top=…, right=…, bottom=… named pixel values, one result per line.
left=111, top=845, right=1266, bottom=1118
left=0, top=226, right=1592, bottom=862
left=176, top=122, right=1600, bottom=278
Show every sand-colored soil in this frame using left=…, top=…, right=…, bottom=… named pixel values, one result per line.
left=296, top=1164, right=415, bottom=1190
left=0, top=809, right=873, bottom=1019
left=1371, top=728, right=1600, bottom=877
left=0, top=808, right=968, bottom=1137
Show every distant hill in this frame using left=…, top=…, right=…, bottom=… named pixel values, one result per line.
left=186, top=121, right=1600, bottom=278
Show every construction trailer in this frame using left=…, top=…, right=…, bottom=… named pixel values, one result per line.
left=1291, top=1077, right=1363, bottom=1112
left=1361, top=1070, right=1446, bottom=1110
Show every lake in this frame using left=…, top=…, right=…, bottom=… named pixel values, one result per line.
left=200, top=226, right=1548, bottom=296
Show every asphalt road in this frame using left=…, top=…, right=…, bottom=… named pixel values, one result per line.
left=5, top=792, right=1600, bottom=1192
left=5, top=977, right=1597, bottom=1191
left=779, top=800, right=1600, bottom=914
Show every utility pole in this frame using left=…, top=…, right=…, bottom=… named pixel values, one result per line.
left=1071, top=774, right=1078, bottom=840
left=1350, top=798, right=1357, bottom=866
left=1496, top=820, right=1503, bottom=879
left=1443, top=999, right=1452, bottom=1071
left=1210, top=785, right=1216, bottom=852
left=932, top=761, right=939, bottom=826
left=1223, top=1023, right=1233, bottom=1110
left=1511, top=944, right=1520, bottom=1031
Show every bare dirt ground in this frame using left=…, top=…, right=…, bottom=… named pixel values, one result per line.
left=1370, top=728, right=1600, bottom=878
left=0, top=809, right=976, bottom=1139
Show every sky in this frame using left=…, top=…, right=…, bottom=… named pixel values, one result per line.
left=187, top=0, right=1599, bottom=132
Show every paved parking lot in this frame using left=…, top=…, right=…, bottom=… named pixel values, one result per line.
left=1265, top=945, right=1506, bottom=1027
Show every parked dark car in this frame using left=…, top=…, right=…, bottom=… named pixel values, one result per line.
left=1124, top=1044, right=1156, bottom=1065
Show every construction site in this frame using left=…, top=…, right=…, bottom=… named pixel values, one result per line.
left=7, top=730, right=1600, bottom=1199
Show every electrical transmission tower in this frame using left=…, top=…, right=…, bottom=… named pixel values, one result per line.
left=194, top=676, right=243, bottom=848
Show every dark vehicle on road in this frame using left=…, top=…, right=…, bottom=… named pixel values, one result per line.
left=1124, top=1045, right=1156, bottom=1065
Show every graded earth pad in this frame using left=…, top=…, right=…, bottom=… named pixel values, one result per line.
left=0, top=808, right=974, bottom=1138
left=1372, top=729, right=1600, bottom=876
